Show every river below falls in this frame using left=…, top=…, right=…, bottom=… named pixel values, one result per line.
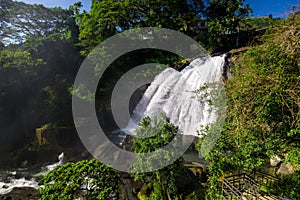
left=0, top=154, right=63, bottom=195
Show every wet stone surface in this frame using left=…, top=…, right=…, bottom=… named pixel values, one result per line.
left=0, top=187, right=40, bottom=200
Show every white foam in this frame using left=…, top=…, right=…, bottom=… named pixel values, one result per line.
left=0, top=152, right=64, bottom=195
left=127, top=55, right=226, bottom=137
left=0, top=177, right=39, bottom=195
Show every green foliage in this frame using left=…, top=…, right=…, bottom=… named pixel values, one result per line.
left=0, top=0, right=81, bottom=150
left=200, top=12, right=300, bottom=199
left=0, top=48, right=44, bottom=70
left=40, top=159, right=121, bottom=200
left=193, top=82, right=226, bottom=159
left=0, top=0, right=76, bottom=44
left=132, top=114, right=189, bottom=200
left=76, top=0, right=252, bottom=54
left=133, top=114, right=178, bottom=154
left=270, top=172, right=300, bottom=199
left=204, top=0, right=251, bottom=51
left=43, top=75, right=74, bottom=123
left=184, top=189, right=206, bottom=200
left=22, top=140, right=40, bottom=153
left=76, top=0, right=205, bottom=54
left=243, top=15, right=283, bottom=30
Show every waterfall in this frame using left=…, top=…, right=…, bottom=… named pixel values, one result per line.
left=127, top=55, right=226, bottom=137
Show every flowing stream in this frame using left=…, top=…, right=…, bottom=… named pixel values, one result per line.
left=0, top=153, right=64, bottom=195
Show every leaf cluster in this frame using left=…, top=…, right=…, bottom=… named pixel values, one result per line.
left=40, top=159, right=121, bottom=200
left=76, top=0, right=205, bottom=54
left=132, top=114, right=190, bottom=200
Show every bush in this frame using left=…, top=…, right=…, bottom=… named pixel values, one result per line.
left=202, top=11, right=300, bottom=199
left=270, top=172, right=300, bottom=199
left=39, top=159, right=121, bottom=200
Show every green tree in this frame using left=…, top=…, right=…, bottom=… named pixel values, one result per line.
left=204, top=0, right=251, bottom=51
left=76, top=0, right=252, bottom=54
left=76, top=0, right=205, bottom=54
left=0, top=0, right=76, bottom=44
left=0, top=1, right=81, bottom=152
left=243, top=15, right=283, bottom=31
left=132, top=114, right=191, bottom=200
left=40, top=159, right=121, bottom=200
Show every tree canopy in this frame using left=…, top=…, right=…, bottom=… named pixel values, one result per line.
left=76, top=0, right=251, bottom=54
left=0, top=1, right=81, bottom=150
left=0, top=0, right=77, bottom=44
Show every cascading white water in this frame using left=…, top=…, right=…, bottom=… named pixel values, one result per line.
left=127, top=55, right=226, bottom=137
left=0, top=152, right=64, bottom=195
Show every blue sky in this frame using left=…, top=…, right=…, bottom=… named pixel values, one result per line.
left=19, top=0, right=300, bottom=18
left=245, top=0, right=299, bottom=17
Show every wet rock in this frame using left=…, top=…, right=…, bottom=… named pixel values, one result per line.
left=132, top=179, right=144, bottom=195
left=173, top=58, right=191, bottom=71
left=0, top=187, right=40, bottom=200
left=122, top=135, right=135, bottom=151
left=270, top=155, right=282, bottom=167
left=122, top=179, right=138, bottom=200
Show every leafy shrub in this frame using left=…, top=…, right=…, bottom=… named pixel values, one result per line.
left=39, top=159, right=121, bottom=200
left=270, top=172, right=300, bottom=199
left=132, top=114, right=198, bottom=200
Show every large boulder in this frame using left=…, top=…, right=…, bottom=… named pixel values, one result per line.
left=276, top=163, right=295, bottom=175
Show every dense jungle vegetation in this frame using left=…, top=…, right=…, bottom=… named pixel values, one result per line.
left=0, top=0, right=299, bottom=199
